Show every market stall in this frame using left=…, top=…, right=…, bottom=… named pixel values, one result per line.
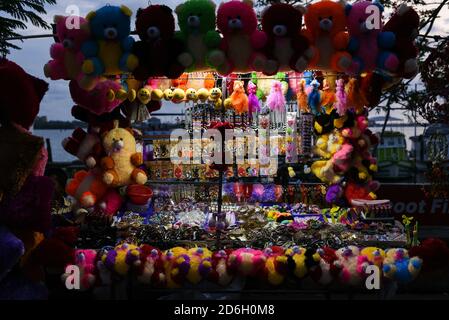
left=2, top=0, right=448, bottom=300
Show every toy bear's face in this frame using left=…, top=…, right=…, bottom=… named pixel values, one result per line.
left=217, top=0, right=258, bottom=35
left=54, top=15, right=90, bottom=51
left=176, top=0, right=217, bottom=34
left=102, top=127, right=136, bottom=154
left=87, top=5, right=132, bottom=41
left=262, top=3, right=303, bottom=38
left=346, top=1, right=383, bottom=37
left=305, top=0, right=347, bottom=36
left=136, top=5, right=175, bottom=42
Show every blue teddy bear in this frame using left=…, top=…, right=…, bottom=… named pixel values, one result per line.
left=82, top=5, right=138, bottom=76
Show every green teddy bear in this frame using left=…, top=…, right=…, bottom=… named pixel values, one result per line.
left=175, top=0, right=225, bottom=72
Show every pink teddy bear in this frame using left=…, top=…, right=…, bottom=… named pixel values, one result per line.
left=44, top=16, right=96, bottom=90
left=346, top=0, right=399, bottom=74
left=62, top=249, right=97, bottom=290
left=217, top=0, right=268, bottom=75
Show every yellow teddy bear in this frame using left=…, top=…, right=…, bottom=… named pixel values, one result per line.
left=101, top=121, right=147, bottom=187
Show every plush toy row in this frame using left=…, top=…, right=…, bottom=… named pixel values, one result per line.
left=61, top=243, right=425, bottom=291
left=44, top=0, right=420, bottom=88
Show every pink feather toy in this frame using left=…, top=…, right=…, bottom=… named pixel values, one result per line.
left=267, top=81, right=286, bottom=111
left=335, top=79, right=347, bottom=116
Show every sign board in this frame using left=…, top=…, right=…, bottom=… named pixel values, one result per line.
left=377, top=184, right=449, bottom=226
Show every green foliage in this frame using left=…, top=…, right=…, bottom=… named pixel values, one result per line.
left=0, top=0, right=56, bottom=56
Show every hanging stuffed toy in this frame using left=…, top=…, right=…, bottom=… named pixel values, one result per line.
left=383, top=4, right=420, bottom=79
left=62, top=127, right=103, bottom=168
left=101, top=121, right=148, bottom=187
left=204, top=72, right=215, bottom=90
left=261, top=3, right=312, bottom=75
left=185, top=88, right=199, bottom=103
left=197, top=88, right=210, bottom=102
left=288, top=72, right=301, bottom=95
left=335, top=78, right=347, bottom=116
left=229, top=80, right=248, bottom=114
left=307, top=79, right=321, bottom=115
left=69, top=79, right=125, bottom=116
left=209, top=87, right=223, bottom=109
left=247, top=81, right=260, bottom=117
left=172, top=88, right=186, bottom=104
left=346, top=1, right=399, bottom=75
left=267, top=80, right=286, bottom=111
left=297, top=79, right=309, bottom=113
left=346, top=78, right=368, bottom=114
left=174, top=0, right=225, bottom=72
left=132, top=5, right=185, bottom=80
left=81, top=5, right=138, bottom=76
left=217, top=0, right=268, bottom=75
left=44, top=15, right=97, bottom=90
left=303, top=0, right=352, bottom=72
left=172, top=73, right=189, bottom=90
left=320, top=79, right=336, bottom=113
left=267, top=80, right=286, bottom=128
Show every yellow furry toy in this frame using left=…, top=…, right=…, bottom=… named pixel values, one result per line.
left=101, top=121, right=147, bottom=187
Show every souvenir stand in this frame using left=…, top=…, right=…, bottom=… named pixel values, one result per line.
left=4, top=0, right=449, bottom=300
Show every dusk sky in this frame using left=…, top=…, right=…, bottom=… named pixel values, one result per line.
left=7, top=0, right=449, bottom=121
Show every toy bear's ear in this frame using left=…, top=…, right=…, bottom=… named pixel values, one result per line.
left=126, top=128, right=134, bottom=135
left=242, top=0, right=254, bottom=8
left=175, top=4, right=184, bottom=16
left=294, top=5, right=307, bottom=15
left=120, top=5, right=133, bottom=17
left=86, top=10, right=96, bottom=21
left=53, top=15, right=65, bottom=24
left=345, top=4, right=352, bottom=16
left=208, top=0, right=217, bottom=10
left=113, top=120, right=120, bottom=129
left=160, top=5, right=173, bottom=15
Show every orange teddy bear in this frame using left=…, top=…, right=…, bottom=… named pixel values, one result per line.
left=65, top=170, right=108, bottom=208
left=303, top=0, right=352, bottom=72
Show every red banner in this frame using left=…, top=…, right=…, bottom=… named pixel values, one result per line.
left=377, top=184, right=449, bottom=226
